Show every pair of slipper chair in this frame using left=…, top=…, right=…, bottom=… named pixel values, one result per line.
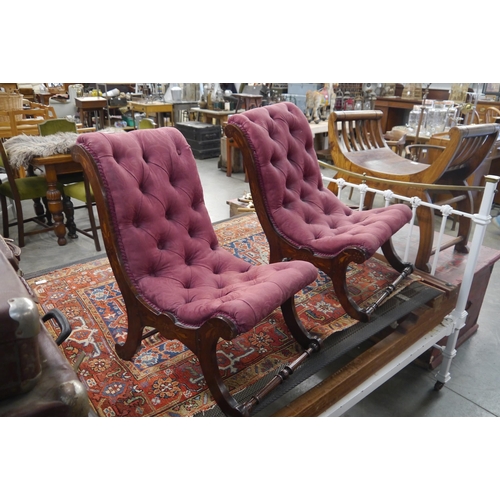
left=72, top=102, right=412, bottom=416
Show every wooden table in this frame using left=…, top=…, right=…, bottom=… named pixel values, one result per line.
left=374, top=96, right=422, bottom=133
left=190, top=107, right=234, bottom=126
left=128, top=101, right=173, bottom=127
left=30, top=153, right=82, bottom=246
left=232, top=93, right=263, bottom=111
left=75, top=97, right=107, bottom=130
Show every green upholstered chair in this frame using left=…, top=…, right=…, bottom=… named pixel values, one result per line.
left=37, top=119, right=101, bottom=251
left=38, top=117, right=78, bottom=135
left=138, top=118, right=156, bottom=129
left=0, top=142, right=64, bottom=247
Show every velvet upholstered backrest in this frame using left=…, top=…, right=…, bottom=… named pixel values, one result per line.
left=75, top=128, right=253, bottom=319
left=228, top=102, right=355, bottom=246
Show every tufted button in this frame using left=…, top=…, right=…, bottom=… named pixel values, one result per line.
left=177, top=149, right=181, bottom=155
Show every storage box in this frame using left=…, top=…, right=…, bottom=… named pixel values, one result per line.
left=186, top=138, right=221, bottom=150
left=175, top=121, right=221, bottom=142
left=190, top=147, right=220, bottom=160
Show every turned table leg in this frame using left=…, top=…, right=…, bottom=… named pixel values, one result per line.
left=44, top=166, right=67, bottom=246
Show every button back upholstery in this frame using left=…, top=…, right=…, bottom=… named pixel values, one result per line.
left=227, top=102, right=412, bottom=258
left=225, top=102, right=413, bottom=323
left=73, top=127, right=320, bottom=416
left=74, top=128, right=317, bottom=333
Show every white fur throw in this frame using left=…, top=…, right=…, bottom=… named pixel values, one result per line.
left=4, top=132, right=78, bottom=170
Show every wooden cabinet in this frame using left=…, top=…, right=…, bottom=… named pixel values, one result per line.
left=374, top=97, right=418, bottom=133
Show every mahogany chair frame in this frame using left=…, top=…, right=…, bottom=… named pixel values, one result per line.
left=328, top=110, right=499, bottom=271
left=72, top=131, right=320, bottom=416
left=225, top=107, right=413, bottom=323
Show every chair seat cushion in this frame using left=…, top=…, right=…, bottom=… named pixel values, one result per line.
left=140, top=253, right=317, bottom=332
left=272, top=202, right=412, bottom=257
left=0, top=176, right=63, bottom=201
left=63, top=180, right=93, bottom=202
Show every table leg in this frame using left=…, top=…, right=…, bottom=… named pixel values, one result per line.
left=98, top=109, right=105, bottom=130
left=226, top=136, right=233, bottom=177
left=44, top=166, right=67, bottom=246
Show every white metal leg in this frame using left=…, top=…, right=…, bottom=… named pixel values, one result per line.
left=435, top=175, right=500, bottom=388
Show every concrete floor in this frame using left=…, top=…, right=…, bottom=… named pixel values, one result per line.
left=8, top=156, right=500, bottom=417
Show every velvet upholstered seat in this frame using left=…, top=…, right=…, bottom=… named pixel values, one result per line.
left=71, top=127, right=319, bottom=416
left=225, top=102, right=414, bottom=322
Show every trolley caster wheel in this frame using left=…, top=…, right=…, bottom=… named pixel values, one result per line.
left=434, top=381, right=445, bottom=391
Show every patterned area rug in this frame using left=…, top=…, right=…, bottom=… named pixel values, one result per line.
left=28, top=213, right=419, bottom=417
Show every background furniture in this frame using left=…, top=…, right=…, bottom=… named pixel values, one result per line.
left=328, top=110, right=500, bottom=272
left=0, top=142, right=60, bottom=247
left=128, top=101, right=173, bottom=127
left=30, top=153, right=79, bottom=246
left=38, top=119, right=101, bottom=251
left=75, top=97, right=107, bottom=130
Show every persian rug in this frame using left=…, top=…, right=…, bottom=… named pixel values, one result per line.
left=28, top=213, right=420, bottom=417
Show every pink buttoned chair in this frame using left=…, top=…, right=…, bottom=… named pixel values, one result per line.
left=71, top=127, right=319, bottom=416
left=225, top=102, right=414, bottom=323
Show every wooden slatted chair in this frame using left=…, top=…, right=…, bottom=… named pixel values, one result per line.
left=225, top=102, right=414, bottom=323
left=485, top=107, right=500, bottom=124
left=328, top=110, right=500, bottom=271
left=71, top=127, right=320, bottom=416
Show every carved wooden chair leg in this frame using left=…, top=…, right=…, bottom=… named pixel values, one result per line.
left=1, top=197, right=9, bottom=239
left=195, top=320, right=247, bottom=417
left=41, top=197, right=53, bottom=225
left=62, top=195, right=78, bottom=239
left=14, top=198, right=24, bottom=247
left=381, top=239, right=412, bottom=274
left=32, top=197, right=45, bottom=221
left=115, top=311, right=146, bottom=360
left=280, top=296, right=320, bottom=350
left=330, top=251, right=370, bottom=323
left=453, top=189, right=472, bottom=254
left=415, top=205, right=435, bottom=273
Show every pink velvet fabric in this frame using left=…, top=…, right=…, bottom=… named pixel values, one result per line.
left=75, top=128, right=317, bottom=332
left=228, top=102, right=413, bottom=258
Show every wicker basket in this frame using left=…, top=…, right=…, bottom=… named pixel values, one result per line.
left=0, top=91, right=23, bottom=122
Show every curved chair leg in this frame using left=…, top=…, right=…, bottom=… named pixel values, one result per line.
left=280, top=296, right=320, bottom=350
left=115, top=311, right=145, bottom=360
left=196, top=328, right=247, bottom=417
left=453, top=189, right=472, bottom=254
left=381, top=239, right=412, bottom=273
left=330, top=252, right=370, bottom=322
left=415, top=205, right=434, bottom=272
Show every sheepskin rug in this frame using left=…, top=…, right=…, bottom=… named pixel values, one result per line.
left=4, top=132, right=78, bottom=170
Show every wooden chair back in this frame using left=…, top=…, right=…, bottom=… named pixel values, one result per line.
left=328, top=110, right=500, bottom=271
left=485, top=107, right=500, bottom=123
left=38, top=117, right=77, bottom=135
